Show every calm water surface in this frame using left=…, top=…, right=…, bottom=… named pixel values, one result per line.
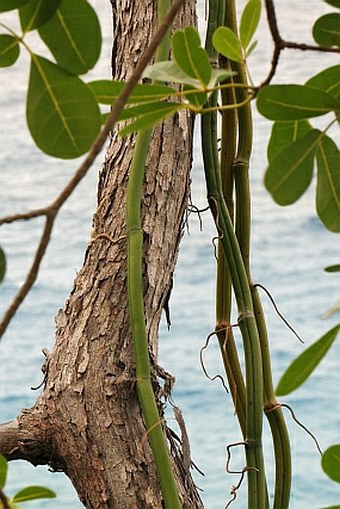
left=0, top=1, right=339, bottom=508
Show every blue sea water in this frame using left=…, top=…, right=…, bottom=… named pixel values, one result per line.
left=0, top=1, right=339, bottom=508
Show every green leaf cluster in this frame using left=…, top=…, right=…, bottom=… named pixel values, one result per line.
left=0, top=0, right=102, bottom=158
left=89, top=26, right=235, bottom=136
left=0, top=454, right=56, bottom=508
left=257, top=66, right=340, bottom=233
left=213, top=0, right=261, bottom=62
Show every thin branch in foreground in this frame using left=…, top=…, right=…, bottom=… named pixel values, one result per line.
left=262, top=0, right=340, bottom=86
left=0, top=214, right=55, bottom=338
left=0, top=0, right=185, bottom=339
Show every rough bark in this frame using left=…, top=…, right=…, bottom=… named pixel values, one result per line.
left=0, top=2, right=202, bottom=509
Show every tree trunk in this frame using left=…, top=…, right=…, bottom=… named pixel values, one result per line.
left=0, top=2, right=202, bottom=508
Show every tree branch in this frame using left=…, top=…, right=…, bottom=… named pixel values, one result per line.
left=0, top=412, right=61, bottom=469
left=262, top=0, right=340, bottom=86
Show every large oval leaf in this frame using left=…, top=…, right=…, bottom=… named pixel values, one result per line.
left=265, top=129, right=322, bottom=205
left=322, top=445, right=340, bottom=483
left=0, top=34, right=20, bottom=67
left=27, top=55, right=101, bottom=159
left=313, top=13, right=340, bottom=47
left=212, top=26, right=243, bottom=63
left=257, top=84, right=340, bottom=120
left=0, top=0, right=29, bottom=12
left=267, top=120, right=312, bottom=163
left=316, top=135, right=340, bottom=232
left=240, top=0, right=261, bottom=49
left=0, top=246, right=6, bottom=284
left=19, top=0, right=61, bottom=32
left=88, top=80, right=176, bottom=105
left=276, top=325, right=340, bottom=396
left=11, top=486, right=56, bottom=503
left=306, top=65, right=340, bottom=99
left=38, top=0, right=101, bottom=75
left=172, top=27, right=211, bottom=87
left=0, top=454, right=7, bottom=488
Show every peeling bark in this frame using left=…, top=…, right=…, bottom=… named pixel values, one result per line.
left=0, top=2, right=202, bottom=509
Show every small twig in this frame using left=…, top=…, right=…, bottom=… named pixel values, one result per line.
left=254, top=283, right=304, bottom=344
left=262, top=0, right=340, bottom=86
left=0, top=214, right=55, bottom=338
left=0, top=0, right=185, bottom=339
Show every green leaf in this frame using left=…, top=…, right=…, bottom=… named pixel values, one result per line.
left=172, top=27, right=211, bottom=87
left=325, top=264, right=340, bottom=272
left=240, top=0, right=261, bottom=49
left=0, top=0, right=29, bottom=12
left=38, top=0, right=101, bottom=75
left=0, top=34, right=20, bottom=67
left=212, top=26, right=243, bottom=63
left=276, top=325, right=340, bottom=396
left=324, top=0, right=340, bottom=6
left=267, top=120, right=312, bottom=163
left=305, top=65, right=340, bottom=99
left=208, top=68, right=236, bottom=88
left=0, top=246, right=6, bottom=284
left=265, top=129, right=321, bottom=205
left=143, top=61, right=202, bottom=89
left=246, top=39, right=258, bottom=57
left=27, top=55, right=101, bottom=159
left=119, top=103, right=180, bottom=136
left=118, top=101, right=180, bottom=122
left=11, top=486, right=56, bottom=503
left=183, top=85, right=207, bottom=108
left=313, top=13, right=340, bottom=47
left=322, top=445, right=340, bottom=483
left=19, top=0, right=61, bottom=32
left=257, top=84, right=340, bottom=120
left=316, top=135, right=340, bottom=232
left=0, top=454, right=7, bottom=488
left=88, top=80, right=176, bottom=105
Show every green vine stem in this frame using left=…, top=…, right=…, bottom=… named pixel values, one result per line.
left=216, top=12, right=247, bottom=436
left=224, top=0, right=292, bottom=506
left=202, top=17, right=266, bottom=509
left=126, top=2, right=182, bottom=508
left=252, top=286, right=292, bottom=509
